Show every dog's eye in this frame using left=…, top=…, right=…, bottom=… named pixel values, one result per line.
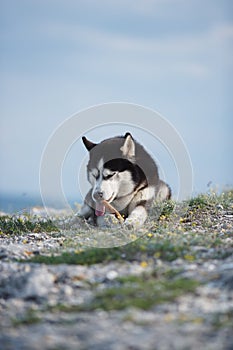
left=91, top=169, right=100, bottom=179
left=91, top=174, right=100, bottom=181
left=104, top=172, right=116, bottom=180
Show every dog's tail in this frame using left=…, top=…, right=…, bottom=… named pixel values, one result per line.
left=156, top=180, right=172, bottom=201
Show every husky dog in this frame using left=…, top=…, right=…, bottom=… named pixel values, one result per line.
left=79, top=133, right=171, bottom=227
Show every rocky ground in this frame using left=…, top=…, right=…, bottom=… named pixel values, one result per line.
left=0, top=192, right=233, bottom=350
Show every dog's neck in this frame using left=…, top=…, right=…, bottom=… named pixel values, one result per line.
left=112, top=181, right=147, bottom=213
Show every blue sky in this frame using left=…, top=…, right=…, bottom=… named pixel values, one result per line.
left=0, top=0, right=232, bottom=204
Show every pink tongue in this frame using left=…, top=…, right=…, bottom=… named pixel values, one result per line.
left=95, top=201, right=106, bottom=216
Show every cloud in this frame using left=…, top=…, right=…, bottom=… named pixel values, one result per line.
left=35, top=20, right=233, bottom=81
left=2, top=0, right=232, bottom=82
left=211, top=23, right=233, bottom=40
left=57, top=21, right=233, bottom=52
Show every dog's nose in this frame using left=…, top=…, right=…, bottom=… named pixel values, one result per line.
left=93, top=190, right=104, bottom=200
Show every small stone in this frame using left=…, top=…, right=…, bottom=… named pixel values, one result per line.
left=33, top=250, right=40, bottom=255
left=207, top=264, right=217, bottom=271
left=106, top=270, right=118, bottom=280
left=21, top=266, right=55, bottom=300
left=62, top=285, right=73, bottom=296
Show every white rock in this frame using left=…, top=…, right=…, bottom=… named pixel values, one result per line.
left=21, top=266, right=55, bottom=299
left=106, top=270, right=118, bottom=280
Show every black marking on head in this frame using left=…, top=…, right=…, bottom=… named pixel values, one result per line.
left=85, top=133, right=160, bottom=187
left=103, top=172, right=116, bottom=180
left=104, top=158, right=146, bottom=187
left=82, top=136, right=97, bottom=151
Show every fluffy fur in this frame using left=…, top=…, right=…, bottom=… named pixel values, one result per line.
left=79, top=133, right=171, bottom=227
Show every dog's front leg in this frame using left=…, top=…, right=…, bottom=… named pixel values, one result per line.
left=77, top=189, right=95, bottom=223
left=124, top=205, right=148, bottom=228
left=78, top=203, right=93, bottom=219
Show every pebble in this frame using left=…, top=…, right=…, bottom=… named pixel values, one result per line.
left=106, top=270, right=118, bottom=280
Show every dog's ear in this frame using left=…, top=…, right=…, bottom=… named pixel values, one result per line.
left=120, top=133, right=135, bottom=159
left=124, top=132, right=132, bottom=138
left=82, top=136, right=97, bottom=151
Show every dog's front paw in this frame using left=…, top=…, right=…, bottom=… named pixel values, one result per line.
left=97, top=214, right=122, bottom=228
left=124, top=217, right=145, bottom=229
left=123, top=218, right=137, bottom=230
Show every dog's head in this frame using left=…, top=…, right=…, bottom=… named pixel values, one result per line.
left=82, top=133, right=137, bottom=214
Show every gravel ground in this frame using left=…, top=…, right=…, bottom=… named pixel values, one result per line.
left=0, top=194, right=233, bottom=350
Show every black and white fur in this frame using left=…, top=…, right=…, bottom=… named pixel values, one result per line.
left=79, top=133, right=171, bottom=227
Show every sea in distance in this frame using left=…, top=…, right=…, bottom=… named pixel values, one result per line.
left=0, top=193, right=79, bottom=214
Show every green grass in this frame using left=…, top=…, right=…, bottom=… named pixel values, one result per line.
left=183, top=190, right=233, bottom=221
left=0, top=215, right=59, bottom=235
left=27, top=237, right=197, bottom=265
left=50, top=271, right=200, bottom=312
left=4, top=191, right=233, bottom=323
left=188, top=190, right=233, bottom=208
left=93, top=276, right=199, bottom=311
left=210, top=311, right=233, bottom=330
left=12, top=309, right=41, bottom=327
left=27, top=228, right=232, bottom=266
left=29, top=248, right=124, bottom=265
left=3, top=190, right=232, bottom=265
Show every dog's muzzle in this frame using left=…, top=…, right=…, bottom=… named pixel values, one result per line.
left=92, top=190, right=105, bottom=216
left=93, top=190, right=104, bottom=201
